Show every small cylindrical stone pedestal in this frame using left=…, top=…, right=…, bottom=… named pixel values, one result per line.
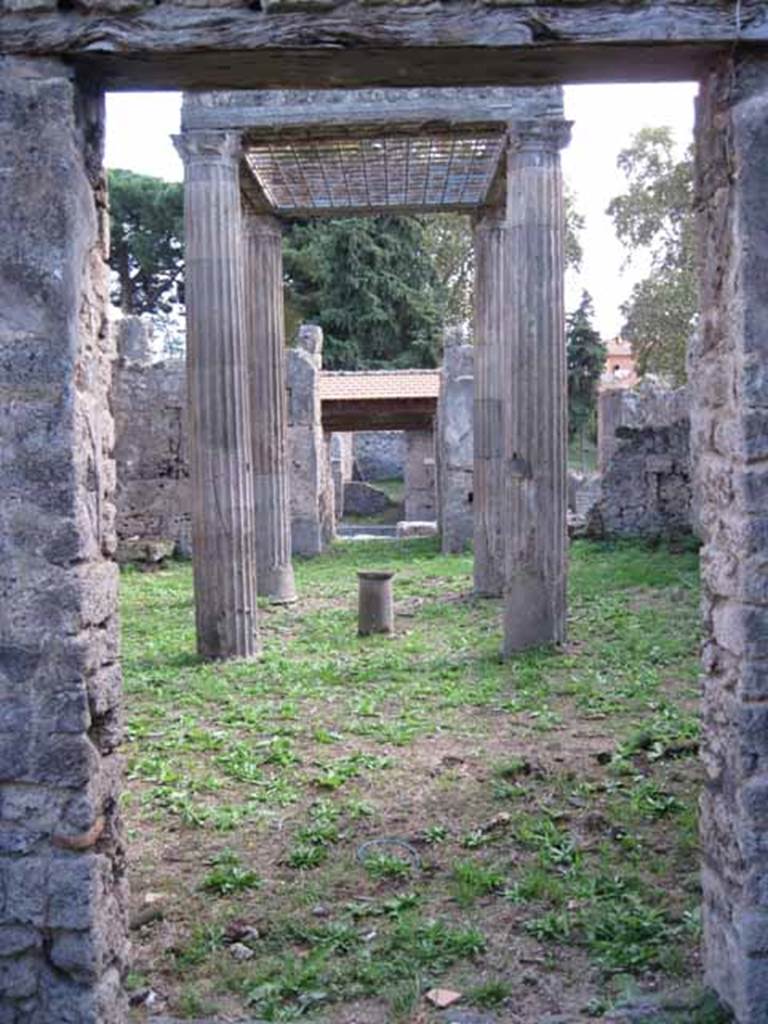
left=357, top=571, right=394, bottom=636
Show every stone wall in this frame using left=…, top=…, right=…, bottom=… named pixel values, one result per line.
left=591, top=384, right=692, bottom=538
left=404, top=429, right=437, bottom=521
left=113, top=318, right=192, bottom=557
left=438, top=340, right=474, bottom=553
left=353, top=430, right=406, bottom=481
left=287, top=325, right=334, bottom=555
left=343, top=480, right=392, bottom=517
left=0, top=59, right=127, bottom=1022
left=330, top=432, right=353, bottom=520
left=693, top=57, right=768, bottom=1023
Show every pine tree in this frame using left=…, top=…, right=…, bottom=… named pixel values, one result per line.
left=567, top=291, right=606, bottom=444
left=283, top=216, right=444, bottom=370
left=108, top=169, right=184, bottom=315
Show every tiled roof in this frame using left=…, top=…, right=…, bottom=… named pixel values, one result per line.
left=319, top=369, right=441, bottom=402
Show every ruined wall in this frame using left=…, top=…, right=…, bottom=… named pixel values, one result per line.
left=113, top=318, right=192, bottom=557
left=592, top=384, right=692, bottom=538
left=693, top=56, right=768, bottom=1023
left=438, top=341, right=474, bottom=553
left=0, top=59, right=127, bottom=1021
left=330, top=432, right=353, bottom=520
left=287, top=325, right=333, bottom=555
left=353, top=431, right=406, bottom=481
left=404, top=429, right=437, bottom=521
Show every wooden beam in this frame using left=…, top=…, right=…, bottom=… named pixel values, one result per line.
left=322, top=397, right=436, bottom=433
left=1, top=4, right=764, bottom=90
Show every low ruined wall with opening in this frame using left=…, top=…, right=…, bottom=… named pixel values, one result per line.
left=588, top=384, right=692, bottom=538
left=113, top=319, right=336, bottom=560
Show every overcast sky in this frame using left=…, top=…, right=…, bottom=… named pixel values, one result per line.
left=105, top=82, right=697, bottom=339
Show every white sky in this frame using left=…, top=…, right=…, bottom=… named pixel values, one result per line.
left=105, top=82, right=697, bottom=339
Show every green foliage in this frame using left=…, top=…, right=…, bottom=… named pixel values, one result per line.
left=607, top=127, right=696, bottom=385
left=564, top=183, right=585, bottom=273
left=283, top=216, right=444, bottom=369
left=121, top=537, right=703, bottom=1018
left=468, top=979, right=512, bottom=1009
left=450, top=860, right=505, bottom=905
left=419, top=213, right=475, bottom=327
left=566, top=291, right=606, bottom=441
left=108, top=169, right=184, bottom=315
left=362, top=852, right=413, bottom=881
left=201, top=850, right=261, bottom=896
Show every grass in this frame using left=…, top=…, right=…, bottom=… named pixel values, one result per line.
left=122, top=536, right=713, bottom=1022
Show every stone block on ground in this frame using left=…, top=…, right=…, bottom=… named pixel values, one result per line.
left=343, top=481, right=392, bottom=517
left=116, top=538, right=175, bottom=565
left=396, top=520, right=438, bottom=538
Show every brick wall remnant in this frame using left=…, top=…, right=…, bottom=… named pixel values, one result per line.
left=0, top=57, right=128, bottom=1022
left=113, top=318, right=192, bottom=557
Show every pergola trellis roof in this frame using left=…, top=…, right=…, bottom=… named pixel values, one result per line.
left=182, top=86, right=565, bottom=218
left=244, top=131, right=506, bottom=216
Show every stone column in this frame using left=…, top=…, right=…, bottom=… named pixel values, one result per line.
left=176, top=130, right=260, bottom=660
left=694, top=54, right=768, bottom=1024
left=501, top=120, right=570, bottom=655
left=243, top=212, right=296, bottom=604
left=0, top=58, right=127, bottom=1022
left=473, top=206, right=506, bottom=596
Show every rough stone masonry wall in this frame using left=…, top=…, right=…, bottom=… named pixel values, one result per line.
left=404, top=429, right=436, bottom=521
left=438, top=340, right=474, bottom=553
left=287, top=326, right=334, bottom=555
left=353, top=431, right=406, bottom=481
left=0, top=59, right=127, bottom=1022
left=694, top=54, right=768, bottom=1024
left=113, top=318, right=192, bottom=557
left=593, top=385, right=692, bottom=538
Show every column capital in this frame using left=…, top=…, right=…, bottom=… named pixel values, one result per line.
left=243, top=210, right=283, bottom=240
left=507, top=118, right=572, bottom=154
left=173, top=129, right=243, bottom=167
left=472, top=203, right=506, bottom=232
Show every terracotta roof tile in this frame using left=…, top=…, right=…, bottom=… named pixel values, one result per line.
left=319, top=369, right=440, bottom=402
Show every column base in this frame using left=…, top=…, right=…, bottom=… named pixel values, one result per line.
left=259, top=564, right=298, bottom=604
left=502, top=573, right=560, bottom=656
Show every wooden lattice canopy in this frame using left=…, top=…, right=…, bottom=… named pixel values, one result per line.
left=182, top=87, right=565, bottom=218
left=244, top=132, right=505, bottom=216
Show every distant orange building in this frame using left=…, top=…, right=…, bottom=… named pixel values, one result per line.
left=600, top=337, right=638, bottom=390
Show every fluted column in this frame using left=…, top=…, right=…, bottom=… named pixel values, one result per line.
left=472, top=206, right=506, bottom=596
left=243, top=212, right=297, bottom=603
left=175, top=130, right=260, bottom=660
left=501, top=119, right=571, bottom=655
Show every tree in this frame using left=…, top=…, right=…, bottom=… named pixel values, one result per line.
left=416, top=190, right=584, bottom=331
left=420, top=213, right=475, bottom=328
left=283, top=216, right=444, bottom=370
left=606, top=127, right=696, bottom=385
left=108, top=169, right=184, bottom=315
left=567, top=291, right=606, bottom=443
left=564, top=184, right=585, bottom=274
